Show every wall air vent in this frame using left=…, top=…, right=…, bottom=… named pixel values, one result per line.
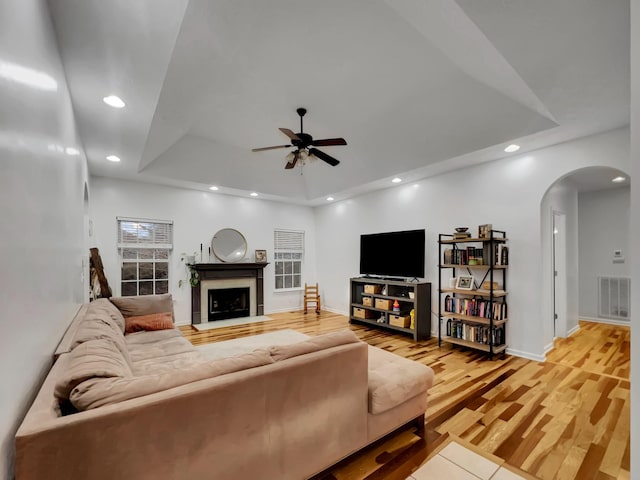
left=598, top=276, right=630, bottom=321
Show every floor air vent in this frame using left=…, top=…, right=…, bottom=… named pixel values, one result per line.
left=598, top=276, right=630, bottom=321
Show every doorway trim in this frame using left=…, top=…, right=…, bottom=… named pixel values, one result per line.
left=552, top=210, right=568, bottom=339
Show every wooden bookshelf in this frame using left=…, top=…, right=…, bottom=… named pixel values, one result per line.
left=438, top=229, right=508, bottom=358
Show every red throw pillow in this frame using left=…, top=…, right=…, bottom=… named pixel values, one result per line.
left=125, top=312, right=173, bottom=334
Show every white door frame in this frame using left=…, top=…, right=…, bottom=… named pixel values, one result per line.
left=552, top=210, right=568, bottom=337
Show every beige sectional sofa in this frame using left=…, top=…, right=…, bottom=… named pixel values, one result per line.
left=15, top=294, right=434, bottom=480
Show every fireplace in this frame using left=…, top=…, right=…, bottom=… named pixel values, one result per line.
left=190, top=263, right=268, bottom=325
left=208, top=287, right=250, bottom=321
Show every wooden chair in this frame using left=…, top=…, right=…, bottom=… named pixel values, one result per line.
left=304, top=283, right=321, bottom=314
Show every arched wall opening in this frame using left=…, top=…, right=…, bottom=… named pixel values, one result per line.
left=539, top=166, right=630, bottom=354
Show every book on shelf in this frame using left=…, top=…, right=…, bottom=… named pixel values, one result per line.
left=481, top=243, right=509, bottom=266
left=445, top=319, right=505, bottom=345
left=443, top=295, right=507, bottom=320
left=443, top=247, right=484, bottom=266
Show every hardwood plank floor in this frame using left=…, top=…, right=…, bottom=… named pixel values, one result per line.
left=180, top=314, right=630, bottom=480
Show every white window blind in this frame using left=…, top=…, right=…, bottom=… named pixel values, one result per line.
left=274, top=229, right=304, bottom=290
left=117, top=217, right=173, bottom=249
left=274, top=230, right=304, bottom=252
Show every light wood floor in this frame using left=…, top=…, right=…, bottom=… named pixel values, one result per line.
left=180, top=315, right=630, bottom=480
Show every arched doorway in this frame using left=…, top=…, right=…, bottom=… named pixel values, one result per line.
left=540, top=166, right=630, bottom=354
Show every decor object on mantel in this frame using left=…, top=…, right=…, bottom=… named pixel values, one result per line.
left=211, top=228, right=247, bottom=262
left=255, top=249, right=267, bottom=263
left=251, top=107, right=347, bottom=170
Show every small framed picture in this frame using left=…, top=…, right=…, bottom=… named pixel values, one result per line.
left=455, top=275, right=474, bottom=290
left=478, top=224, right=493, bottom=239
left=255, top=249, right=267, bottom=263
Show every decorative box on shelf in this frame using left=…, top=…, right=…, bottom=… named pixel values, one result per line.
left=362, top=296, right=373, bottom=307
left=364, top=284, right=382, bottom=294
left=389, top=315, right=411, bottom=328
left=353, top=307, right=376, bottom=319
left=374, top=298, right=393, bottom=310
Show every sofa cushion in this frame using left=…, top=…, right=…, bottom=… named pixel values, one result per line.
left=124, top=312, right=173, bottom=334
left=367, top=346, right=434, bottom=415
left=127, top=334, right=202, bottom=375
left=124, top=328, right=184, bottom=345
left=55, top=338, right=132, bottom=401
left=86, top=298, right=126, bottom=332
left=71, top=312, right=132, bottom=366
left=69, top=349, right=274, bottom=410
left=110, top=294, right=174, bottom=322
left=130, top=351, right=206, bottom=376
left=269, top=329, right=360, bottom=362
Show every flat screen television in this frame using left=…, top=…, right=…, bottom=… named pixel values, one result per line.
left=359, top=229, right=425, bottom=279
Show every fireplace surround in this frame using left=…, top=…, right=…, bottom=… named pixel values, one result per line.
left=190, top=263, right=267, bottom=324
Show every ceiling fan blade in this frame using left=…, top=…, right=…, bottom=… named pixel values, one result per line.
left=285, top=152, right=299, bottom=170
left=312, top=138, right=347, bottom=147
left=309, top=148, right=340, bottom=166
left=279, top=128, right=301, bottom=141
left=251, top=144, right=291, bottom=152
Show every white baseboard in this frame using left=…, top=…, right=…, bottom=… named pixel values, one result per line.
left=567, top=324, right=581, bottom=337
left=505, top=348, right=546, bottom=362
left=544, top=342, right=554, bottom=355
left=579, top=316, right=630, bottom=326
left=321, top=306, right=348, bottom=315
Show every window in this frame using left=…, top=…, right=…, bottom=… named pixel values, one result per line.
left=117, top=217, right=173, bottom=296
left=274, top=229, right=304, bottom=290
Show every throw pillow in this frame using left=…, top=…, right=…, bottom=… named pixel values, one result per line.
left=125, top=312, right=173, bottom=334
left=110, top=293, right=174, bottom=321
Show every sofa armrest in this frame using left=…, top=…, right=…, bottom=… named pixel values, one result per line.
left=53, top=304, right=89, bottom=360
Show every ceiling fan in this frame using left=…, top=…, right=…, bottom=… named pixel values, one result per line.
left=252, top=108, right=347, bottom=169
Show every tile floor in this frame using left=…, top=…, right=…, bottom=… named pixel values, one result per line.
left=407, top=441, right=532, bottom=480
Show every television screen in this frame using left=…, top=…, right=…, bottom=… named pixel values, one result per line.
left=359, top=229, right=425, bottom=279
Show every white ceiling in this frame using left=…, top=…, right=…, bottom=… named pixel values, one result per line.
left=48, top=0, right=630, bottom=205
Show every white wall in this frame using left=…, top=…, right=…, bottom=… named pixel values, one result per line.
left=0, top=1, right=89, bottom=477
left=89, top=177, right=317, bottom=324
left=630, top=1, right=639, bottom=476
left=540, top=180, right=579, bottom=347
left=578, top=187, right=630, bottom=320
left=315, top=128, right=629, bottom=360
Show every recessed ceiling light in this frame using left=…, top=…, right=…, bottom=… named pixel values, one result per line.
left=250, top=192, right=259, bottom=197
left=392, top=178, right=402, bottom=183
left=106, top=155, right=121, bottom=162
left=65, top=147, right=79, bottom=156
left=0, top=60, right=58, bottom=91
left=209, top=186, right=219, bottom=191
left=612, top=176, right=626, bottom=183
left=504, top=144, right=520, bottom=153
left=326, top=197, right=334, bottom=201
left=103, top=95, right=125, bottom=108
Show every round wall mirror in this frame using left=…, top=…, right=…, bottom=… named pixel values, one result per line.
left=211, top=228, right=247, bottom=262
